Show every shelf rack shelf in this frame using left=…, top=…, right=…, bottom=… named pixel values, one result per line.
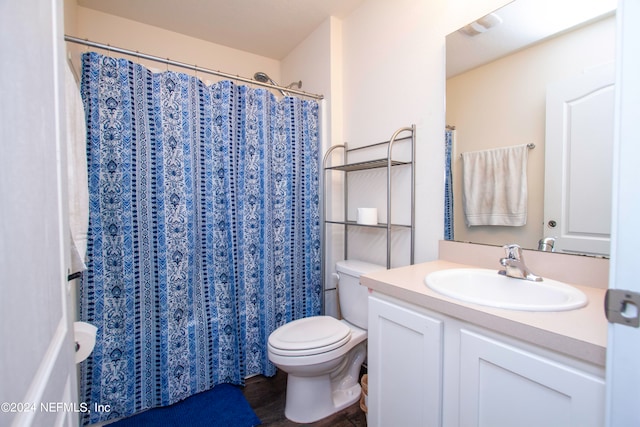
left=324, top=220, right=412, bottom=229
left=325, top=159, right=411, bottom=172
left=321, top=125, right=416, bottom=282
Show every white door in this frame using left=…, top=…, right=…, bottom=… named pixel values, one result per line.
left=606, top=0, right=640, bottom=425
left=0, top=1, right=79, bottom=426
left=544, top=64, right=615, bottom=256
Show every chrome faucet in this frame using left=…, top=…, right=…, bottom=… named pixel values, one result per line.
left=538, top=236, right=556, bottom=252
left=499, top=244, right=542, bottom=282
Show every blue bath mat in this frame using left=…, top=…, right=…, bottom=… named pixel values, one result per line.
left=107, top=384, right=261, bottom=427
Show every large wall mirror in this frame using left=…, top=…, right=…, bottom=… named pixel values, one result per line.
left=445, top=0, right=616, bottom=256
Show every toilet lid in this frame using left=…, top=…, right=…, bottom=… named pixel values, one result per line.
left=268, top=316, right=351, bottom=356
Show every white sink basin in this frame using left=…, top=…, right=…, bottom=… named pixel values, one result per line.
left=425, top=268, right=588, bottom=311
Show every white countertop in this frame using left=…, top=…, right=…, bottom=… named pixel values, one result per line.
left=361, top=260, right=608, bottom=366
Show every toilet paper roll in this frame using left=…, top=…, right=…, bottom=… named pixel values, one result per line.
left=74, top=321, right=97, bottom=364
left=357, top=208, right=378, bottom=225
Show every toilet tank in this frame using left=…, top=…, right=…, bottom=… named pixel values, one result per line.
left=336, top=260, right=386, bottom=330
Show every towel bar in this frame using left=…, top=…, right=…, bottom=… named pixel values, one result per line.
left=459, top=143, right=534, bottom=159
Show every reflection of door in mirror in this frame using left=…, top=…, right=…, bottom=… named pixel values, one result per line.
left=544, top=65, right=614, bottom=256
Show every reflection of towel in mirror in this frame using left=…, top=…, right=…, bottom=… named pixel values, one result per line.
left=461, top=144, right=528, bottom=227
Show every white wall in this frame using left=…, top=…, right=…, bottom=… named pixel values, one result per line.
left=338, top=0, right=447, bottom=266
left=332, top=0, right=513, bottom=267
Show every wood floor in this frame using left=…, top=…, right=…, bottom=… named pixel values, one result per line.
left=243, top=370, right=367, bottom=427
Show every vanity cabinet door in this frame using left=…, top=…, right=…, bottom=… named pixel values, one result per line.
left=368, top=295, right=443, bottom=427
left=459, top=329, right=605, bottom=427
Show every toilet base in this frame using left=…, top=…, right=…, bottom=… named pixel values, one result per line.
left=282, top=342, right=366, bottom=423
left=284, top=376, right=362, bottom=423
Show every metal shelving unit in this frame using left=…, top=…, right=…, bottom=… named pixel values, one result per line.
left=321, top=125, right=416, bottom=283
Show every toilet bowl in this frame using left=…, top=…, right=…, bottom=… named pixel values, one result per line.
left=267, top=259, right=385, bottom=423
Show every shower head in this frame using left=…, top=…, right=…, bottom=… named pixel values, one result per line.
left=253, top=71, right=290, bottom=97
left=253, top=72, right=274, bottom=84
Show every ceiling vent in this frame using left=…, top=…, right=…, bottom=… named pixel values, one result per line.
left=459, top=13, right=503, bottom=36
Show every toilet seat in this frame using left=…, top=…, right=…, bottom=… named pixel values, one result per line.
left=268, top=316, right=351, bottom=357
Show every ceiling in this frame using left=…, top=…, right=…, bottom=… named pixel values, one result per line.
left=446, top=0, right=616, bottom=78
left=77, top=0, right=366, bottom=60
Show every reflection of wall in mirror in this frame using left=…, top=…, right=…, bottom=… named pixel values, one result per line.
left=446, top=15, right=615, bottom=250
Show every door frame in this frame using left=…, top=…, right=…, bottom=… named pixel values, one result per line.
left=605, top=0, right=640, bottom=425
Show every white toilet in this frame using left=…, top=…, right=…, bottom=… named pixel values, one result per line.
left=267, top=259, right=385, bottom=423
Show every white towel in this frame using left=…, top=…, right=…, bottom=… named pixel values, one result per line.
left=461, top=144, right=528, bottom=227
left=66, top=60, right=89, bottom=273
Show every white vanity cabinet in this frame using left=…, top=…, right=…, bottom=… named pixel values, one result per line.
left=367, top=294, right=444, bottom=427
left=459, top=329, right=605, bottom=427
left=367, top=292, right=605, bottom=427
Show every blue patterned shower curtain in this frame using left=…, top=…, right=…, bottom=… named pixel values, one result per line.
left=79, top=52, right=321, bottom=424
left=444, top=129, right=454, bottom=240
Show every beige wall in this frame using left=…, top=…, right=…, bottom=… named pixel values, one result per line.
left=447, top=16, right=616, bottom=249
left=65, top=4, right=281, bottom=86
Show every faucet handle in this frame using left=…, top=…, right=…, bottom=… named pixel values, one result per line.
left=538, top=236, right=556, bottom=252
left=502, top=244, right=523, bottom=260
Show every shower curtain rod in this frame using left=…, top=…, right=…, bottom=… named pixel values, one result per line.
left=64, top=35, right=324, bottom=100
